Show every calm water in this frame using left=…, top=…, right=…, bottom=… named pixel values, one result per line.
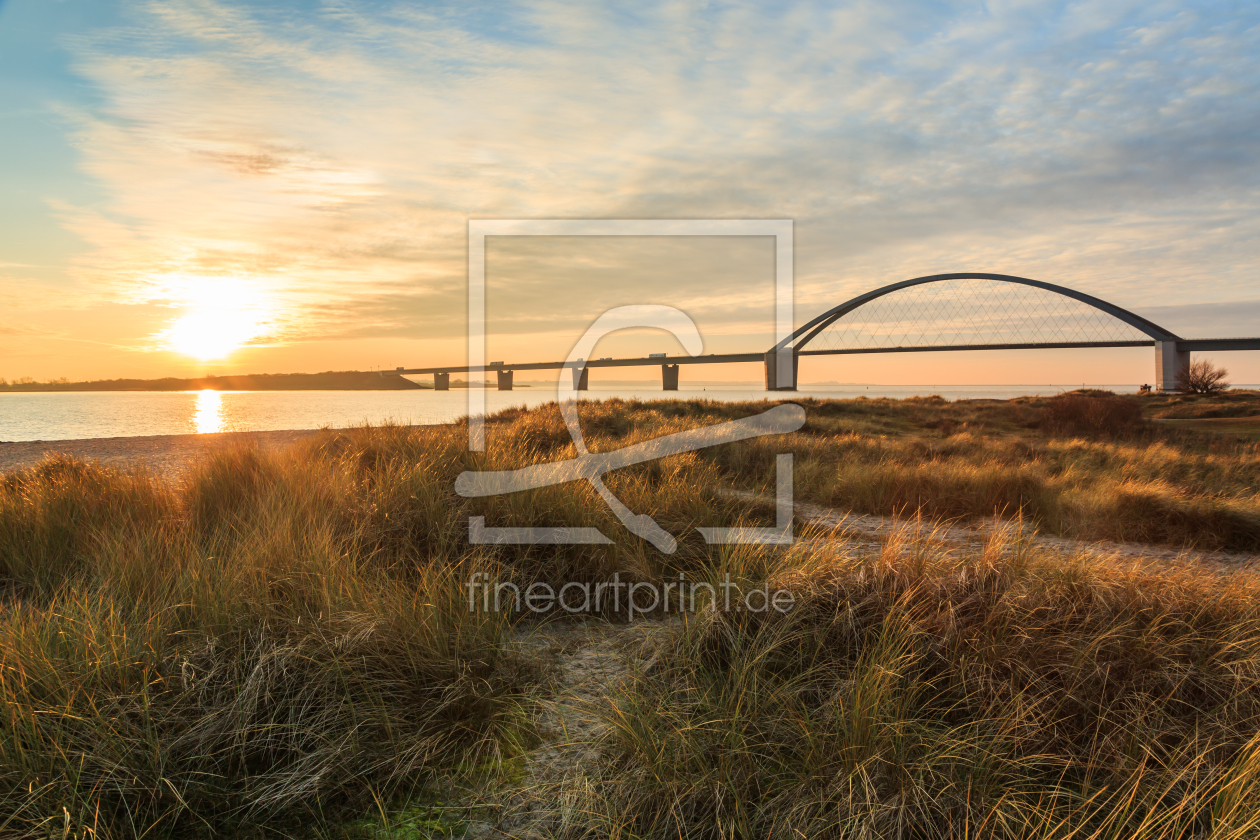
left=0, top=384, right=1149, bottom=442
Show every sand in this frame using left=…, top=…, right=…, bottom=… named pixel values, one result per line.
left=0, top=428, right=326, bottom=482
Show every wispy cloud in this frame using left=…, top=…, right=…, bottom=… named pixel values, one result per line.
left=43, top=0, right=1260, bottom=358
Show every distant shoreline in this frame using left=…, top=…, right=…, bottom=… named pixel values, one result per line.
left=0, top=370, right=426, bottom=392
left=0, top=370, right=539, bottom=392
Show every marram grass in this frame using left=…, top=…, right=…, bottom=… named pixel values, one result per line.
left=575, top=525, right=1260, bottom=838
left=0, top=395, right=1257, bottom=838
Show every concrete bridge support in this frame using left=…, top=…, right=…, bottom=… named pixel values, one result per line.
left=434, top=372, right=450, bottom=391
left=1155, top=341, right=1189, bottom=392
left=662, top=364, right=679, bottom=391
left=764, top=350, right=798, bottom=391
left=572, top=365, right=589, bottom=391
left=497, top=370, right=514, bottom=391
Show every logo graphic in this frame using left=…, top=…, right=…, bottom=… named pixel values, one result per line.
left=457, top=220, right=798, bottom=553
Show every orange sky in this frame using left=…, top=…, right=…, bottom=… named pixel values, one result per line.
left=3, top=0, right=1259, bottom=386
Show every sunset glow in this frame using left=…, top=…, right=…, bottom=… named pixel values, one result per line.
left=158, top=276, right=271, bottom=361
left=164, top=310, right=261, bottom=361
left=193, top=389, right=223, bottom=434
left=1, top=0, right=1259, bottom=385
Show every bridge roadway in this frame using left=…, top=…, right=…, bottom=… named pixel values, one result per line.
left=393, top=337, right=1260, bottom=392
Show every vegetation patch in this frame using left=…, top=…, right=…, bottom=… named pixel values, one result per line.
left=577, top=530, right=1260, bottom=839
left=1, top=395, right=1258, bottom=837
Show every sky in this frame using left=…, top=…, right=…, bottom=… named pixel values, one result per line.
left=1, top=0, right=1258, bottom=387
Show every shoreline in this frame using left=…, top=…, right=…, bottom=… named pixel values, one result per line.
left=0, top=428, right=329, bottom=480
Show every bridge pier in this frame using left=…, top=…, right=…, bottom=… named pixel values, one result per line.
left=497, top=370, right=514, bottom=391
left=662, top=364, right=679, bottom=391
left=764, top=350, right=798, bottom=391
left=572, top=365, right=589, bottom=391
left=434, top=372, right=450, bottom=391
left=1155, top=341, right=1189, bottom=392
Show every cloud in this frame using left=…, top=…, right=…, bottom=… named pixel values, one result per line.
left=1136, top=299, right=1260, bottom=339
left=0, top=325, right=45, bottom=337
left=44, top=0, right=1260, bottom=360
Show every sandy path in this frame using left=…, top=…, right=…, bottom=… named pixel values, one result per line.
left=0, top=429, right=326, bottom=481
left=794, top=497, right=1259, bottom=571
left=719, top=490, right=1260, bottom=571
left=468, top=619, right=675, bottom=838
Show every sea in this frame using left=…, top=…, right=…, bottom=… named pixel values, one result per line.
left=0, top=383, right=1156, bottom=442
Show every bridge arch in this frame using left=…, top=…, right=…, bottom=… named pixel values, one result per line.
left=774, top=272, right=1179, bottom=354
left=764, top=273, right=1183, bottom=390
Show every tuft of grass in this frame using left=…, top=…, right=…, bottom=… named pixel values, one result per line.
left=576, top=526, right=1260, bottom=839
left=0, top=434, right=538, bottom=838
left=0, top=455, right=176, bottom=598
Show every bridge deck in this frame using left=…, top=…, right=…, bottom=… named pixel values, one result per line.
left=395, top=352, right=763, bottom=376
left=395, top=338, right=1260, bottom=376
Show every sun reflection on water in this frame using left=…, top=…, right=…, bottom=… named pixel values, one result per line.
left=194, top=390, right=224, bottom=434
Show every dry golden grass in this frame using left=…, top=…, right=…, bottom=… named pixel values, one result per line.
left=578, top=525, right=1260, bottom=839
left=0, top=395, right=1257, bottom=838
left=1146, top=389, right=1260, bottom=420
left=0, top=452, right=530, bottom=839
left=677, top=393, right=1260, bottom=551
left=0, top=410, right=754, bottom=838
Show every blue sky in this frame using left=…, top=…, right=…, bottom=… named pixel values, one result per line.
left=1, top=0, right=1259, bottom=384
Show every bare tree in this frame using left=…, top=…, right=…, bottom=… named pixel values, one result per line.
left=1175, top=359, right=1230, bottom=394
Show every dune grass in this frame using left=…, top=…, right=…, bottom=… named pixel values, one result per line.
left=0, top=394, right=1258, bottom=838
left=577, top=525, right=1260, bottom=839
left=0, top=410, right=752, bottom=838
left=0, top=453, right=527, bottom=838
left=668, top=391, right=1260, bottom=551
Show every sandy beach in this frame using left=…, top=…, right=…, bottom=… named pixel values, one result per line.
left=0, top=428, right=326, bottom=481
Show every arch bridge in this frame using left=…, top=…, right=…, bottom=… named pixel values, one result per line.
left=397, top=273, right=1260, bottom=392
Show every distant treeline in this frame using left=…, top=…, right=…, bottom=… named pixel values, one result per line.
left=0, top=371, right=429, bottom=392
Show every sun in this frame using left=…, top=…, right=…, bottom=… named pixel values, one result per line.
left=159, top=277, right=271, bottom=361
left=167, top=309, right=262, bottom=360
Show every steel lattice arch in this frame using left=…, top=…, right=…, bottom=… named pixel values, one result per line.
left=771, top=273, right=1179, bottom=356
left=759, top=272, right=1205, bottom=391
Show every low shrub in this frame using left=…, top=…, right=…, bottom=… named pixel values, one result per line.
left=1041, top=392, right=1144, bottom=438
left=1177, top=360, right=1231, bottom=395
